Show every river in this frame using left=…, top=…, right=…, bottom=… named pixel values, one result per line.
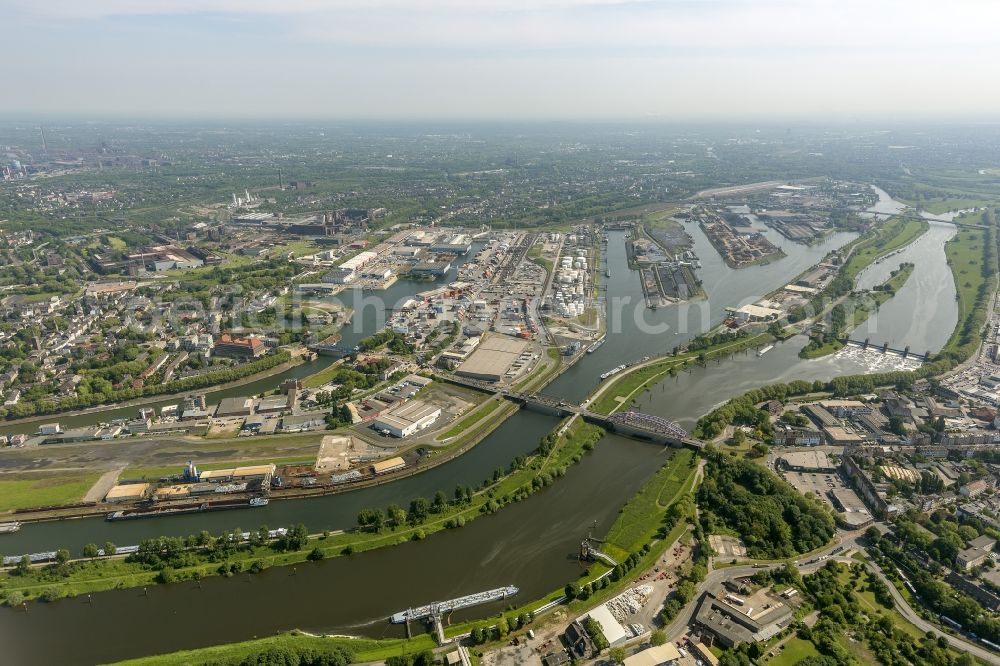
left=0, top=190, right=963, bottom=664
left=850, top=221, right=958, bottom=353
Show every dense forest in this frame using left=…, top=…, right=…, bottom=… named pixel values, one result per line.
left=698, top=453, right=836, bottom=558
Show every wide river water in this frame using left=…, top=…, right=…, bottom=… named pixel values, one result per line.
left=0, top=188, right=960, bottom=664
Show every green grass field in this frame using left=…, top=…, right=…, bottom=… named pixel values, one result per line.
left=0, top=473, right=101, bottom=511
left=301, top=360, right=345, bottom=388
left=110, top=633, right=437, bottom=666
left=439, top=399, right=502, bottom=439
left=604, top=449, right=695, bottom=558
left=940, top=214, right=997, bottom=360
left=842, top=218, right=927, bottom=282
left=764, top=636, right=819, bottom=665
left=122, top=457, right=318, bottom=481
left=915, top=198, right=991, bottom=215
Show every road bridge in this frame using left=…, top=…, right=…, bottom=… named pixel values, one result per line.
left=867, top=210, right=989, bottom=230
left=307, top=343, right=359, bottom=357
left=437, top=373, right=703, bottom=449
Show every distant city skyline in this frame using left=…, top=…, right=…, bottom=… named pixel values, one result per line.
left=4, top=0, right=1000, bottom=120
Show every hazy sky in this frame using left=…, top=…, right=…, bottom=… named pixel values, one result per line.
left=4, top=0, right=999, bottom=120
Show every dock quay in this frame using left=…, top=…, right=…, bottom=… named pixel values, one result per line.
left=390, top=585, right=519, bottom=624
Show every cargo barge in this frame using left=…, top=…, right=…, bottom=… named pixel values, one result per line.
left=106, top=497, right=268, bottom=521
left=391, top=585, right=519, bottom=623
left=0, top=521, right=22, bottom=534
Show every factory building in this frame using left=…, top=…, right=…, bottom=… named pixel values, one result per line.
left=455, top=335, right=531, bottom=382
left=372, top=400, right=442, bottom=437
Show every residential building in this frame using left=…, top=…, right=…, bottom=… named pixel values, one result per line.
left=213, top=334, right=266, bottom=360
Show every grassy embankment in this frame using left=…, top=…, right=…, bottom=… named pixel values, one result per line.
left=938, top=210, right=998, bottom=362
left=112, top=634, right=437, bottom=666
left=796, top=215, right=928, bottom=359
left=0, top=420, right=604, bottom=604
left=0, top=473, right=102, bottom=512
left=588, top=332, right=772, bottom=415
left=301, top=359, right=345, bottom=389
left=109, top=447, right=701, bottom=666
left=842, top=217, right=927, bottom=280
left=438, top=399, right=503, bottom=440
left=799, top=262, right=916, bottom=359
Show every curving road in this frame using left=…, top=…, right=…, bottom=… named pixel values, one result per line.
left=661, top=528, right=1000, bottom=665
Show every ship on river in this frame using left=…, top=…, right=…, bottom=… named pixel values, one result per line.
left=391, top=585, right=519, bottom=624
left=107, top=497, right=268, bottom=521
left=0, top=521, right=22, bottom=534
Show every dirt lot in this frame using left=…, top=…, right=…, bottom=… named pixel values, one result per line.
left=709, top=534, right=747, bottom=559
left=314, top=434, right=382, bottom=472
left=0, top=432, right=325, bottom=475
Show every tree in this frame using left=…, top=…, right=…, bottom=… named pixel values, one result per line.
left=55, top=549, right=70, bottom=565
left=307, top=547, right=325, bottom=561
left=887, top=415, right=908, bottom=436
left=408, top=497, right=431, bottom=524
left=15, top=555, right=31, bottom=576
left=609, top=647, right=627, bottom=664
left=650, top=629, right=667, bottom=646
left=82, top=543, right=99, bottom=558
left=387, top=504, right=407, bottom=528
left=432, top=490, right=448, bottom=513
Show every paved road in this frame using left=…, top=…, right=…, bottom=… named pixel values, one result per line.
left=858, top=555, right=1000, bottom=665
left=662, top=528, right=1000, bottom=665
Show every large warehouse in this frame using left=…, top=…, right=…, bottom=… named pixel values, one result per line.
left=373, top=400, right=442, bottom=437
left=455, top=335, right=530, bottom=382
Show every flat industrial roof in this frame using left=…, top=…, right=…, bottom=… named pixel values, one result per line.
left=732, top=303, right=783, bottom=319
left=216, top=396, right=255, bottom=413
left=622, top=643, right=682, bottom=666
left=581, top=605, right=630, bottom=645
left=199, top=464, right=276, bottom=480
left=372, top=456, right=406, bottom=473
left=375, top=400, right=441, bottom=430
left=105, top=483, right=150, bottom=500
left=780, top=451, right=833, bottom=470
left=456, top=335, right=530, bottom=380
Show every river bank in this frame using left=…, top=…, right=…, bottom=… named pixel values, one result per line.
left=0, top=191, right=976, bottom=665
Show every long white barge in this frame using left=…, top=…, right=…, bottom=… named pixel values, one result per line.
left=390, top=585, right=518, bottom=624
left=0, top=521, right=22, bottom=534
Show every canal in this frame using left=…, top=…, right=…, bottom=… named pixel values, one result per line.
left=0, top=190, right=964, bottom=663
left=0, top=433, right=669, bottom=666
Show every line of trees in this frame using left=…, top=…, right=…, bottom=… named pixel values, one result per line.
left=0, top=349, right=291, bottom=420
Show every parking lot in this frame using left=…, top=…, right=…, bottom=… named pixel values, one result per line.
left=782, top=469, right=845, bottom=509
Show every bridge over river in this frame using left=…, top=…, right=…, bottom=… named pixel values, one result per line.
left=438, top=374, right=704, bottom=449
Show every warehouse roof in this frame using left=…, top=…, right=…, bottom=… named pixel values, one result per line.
left=455, top=335, right=530, bottom=381
left=372, top=456, right=406, bottom=473
left=622, top=643, right=682, bottom=666
left=104, top=483, right=150, bottom=501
